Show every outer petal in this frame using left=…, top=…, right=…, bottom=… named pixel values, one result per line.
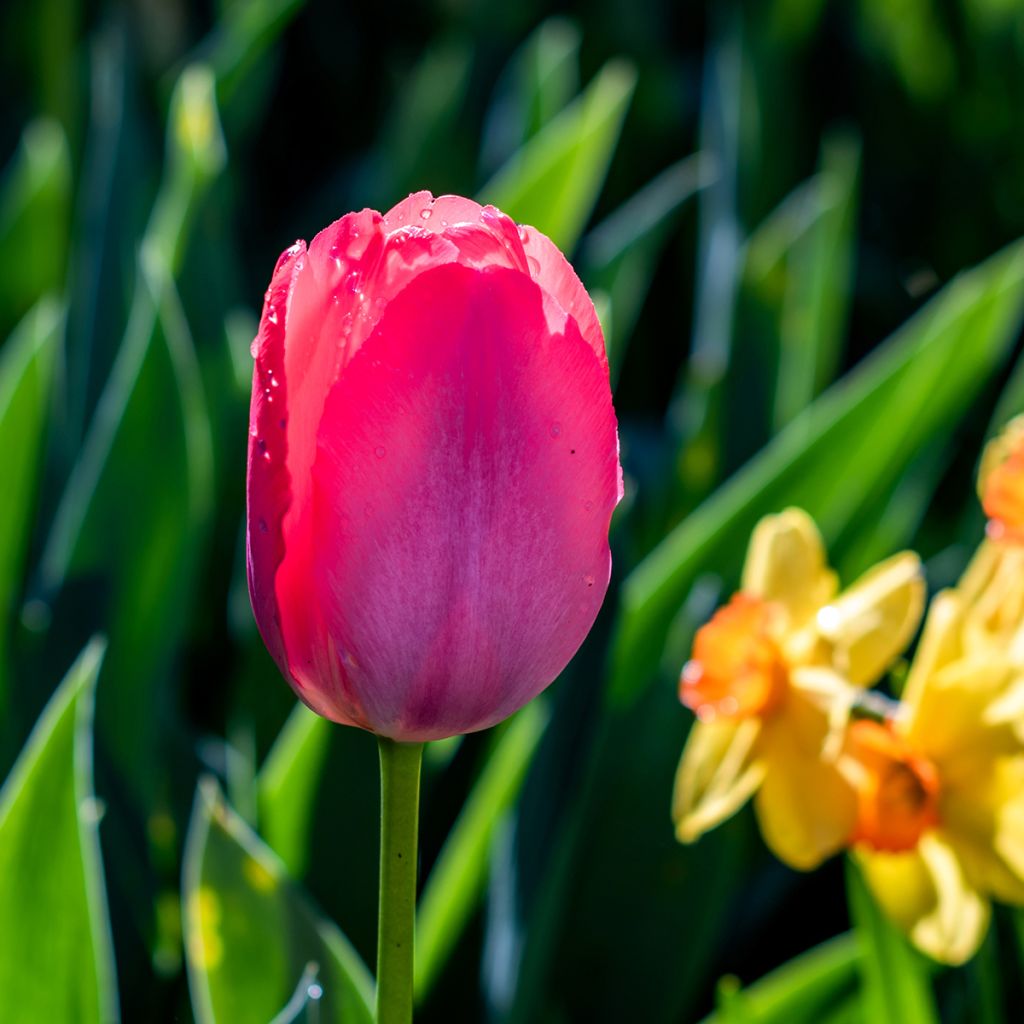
left=856, top=834, right=990, bottom=965
left=281, top=263, right=619, bottom=739
left=247, top=241, right=306, bottom=682
left=386, top=192, right=606, bottom=364
left=741, top=509, right=837, bottom=633
left=815, top=552, right=925, bottom=686
left=753, top=668, right=857, bottom=870
left=900, top=590, right=964, bottom=716
left=672, top=718, right=765, bottom=843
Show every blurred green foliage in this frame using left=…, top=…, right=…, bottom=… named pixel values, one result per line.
left=2, top=0, right=1024, bottom=1022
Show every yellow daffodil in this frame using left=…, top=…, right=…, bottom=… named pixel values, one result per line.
left=979, top=415, right=1024, bottom=544
left=845, top=563, right=1024, bottom=964
left=672, top=508, right=924, bottom=870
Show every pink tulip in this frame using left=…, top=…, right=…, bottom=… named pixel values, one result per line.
left=247, top=192, right=622, bottom=741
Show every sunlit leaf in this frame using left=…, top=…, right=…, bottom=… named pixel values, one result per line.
left=184, top=777, right=374, bottom=1024
left=258, top=702, right=332, bottom=878
left=0, top=638, right=118, bottom=1023
left=479, top=59, right=636, bottom=254
left=415, top=702, right=548, bottom=1002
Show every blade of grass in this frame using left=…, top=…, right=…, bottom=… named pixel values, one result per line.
left=415, top=702, right=548, bottom=1002
left=479, top=59, right=636, bottom=254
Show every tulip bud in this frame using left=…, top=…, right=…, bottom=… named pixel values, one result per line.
left=247, top=193, right=622, bottom=740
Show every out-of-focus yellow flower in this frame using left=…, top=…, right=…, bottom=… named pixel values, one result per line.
left=979, top=416, right=1024, bottom=544
left=846, top=567, right=1024, bottom=964
left=673, top=508, right=925, bottom=870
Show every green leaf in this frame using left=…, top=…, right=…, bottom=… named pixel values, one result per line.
left=609, top=237, right=1024, bottom=706
left=184, top=777, right=374, bottom=1024
left=415, top=701, right=548, bottom=1002
left=35, top=67, right=221, bottom=802
left=0, top=118, right=71, bottom=330
left=479, top=59, right=636, bottom=254
left=773, top=133, right=860, bottom=429
left=0, top=299, right=62, bottom=715
left=258, top=703, right=333, bottom=878
left=0, top=638, right=118, bottom=1023
left=582, top=153, right=715, bottom=382
left=480, top=17, right=581, bottom=174
left=846, top=859, right=939, bottom=1024
left=699, top=933, right=861, bottom=1024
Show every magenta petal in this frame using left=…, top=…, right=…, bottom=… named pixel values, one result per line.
left=280, top=263, right=619, bottom=740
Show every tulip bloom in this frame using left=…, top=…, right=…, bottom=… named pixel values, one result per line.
left=247, top=193, right=621, bottom=741
left=844, top=559, right=1024, bottom=964
left=672, top=508, right=924, bottom=869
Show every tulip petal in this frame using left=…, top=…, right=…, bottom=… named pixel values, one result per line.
left=384, top=192, right=606, bottom=364
left=278, top=263, right=619, bottom=739
left=741, top=509, right=837, bottom=632
left=856, top=835, right=989, bottom=965
left=753, top=668, right=857, bottom=870
left=247, top=240, right=307, bottom=678
left=815, top=552, right=925, bottom=686
left=672, top=717, right=765, bottom=843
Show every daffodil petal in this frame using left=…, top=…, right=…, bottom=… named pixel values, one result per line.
left=672, top=717, right=765, bottom=844
left=856, top=834, right=989, bottom=965
left=741, top=509, right=837, bottom=631
left=943, top=758, right=1024, bottom=905
left=753, top=671, right=857, bottom=870
left=906, top=654, right=1016, bottom=762
left=815, top=552, right=925, bottom=686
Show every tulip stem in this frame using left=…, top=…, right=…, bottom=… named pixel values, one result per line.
left=376, top=737, right=424, bottom=1024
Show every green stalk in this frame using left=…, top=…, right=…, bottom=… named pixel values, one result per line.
left=376, top=738, right=424, bottom=1024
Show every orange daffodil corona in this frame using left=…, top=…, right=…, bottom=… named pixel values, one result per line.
left=672, top=508, right=925, bottom=870
left=672, top=418, right=1024, bottom=966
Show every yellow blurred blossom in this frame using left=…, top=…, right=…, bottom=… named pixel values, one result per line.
left=673, top=508, right=925, bottom=870
left=844, top=557, right=1024, bottom=964
left=979, top=415, right=1024, bottom=544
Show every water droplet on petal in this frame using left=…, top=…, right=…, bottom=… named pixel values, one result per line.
left=346, top=271, right=362, bottom=293
left=583, top=573, right=595, bottom=588
left=549, top=422, right=562, bottom=438
left=527, top=256, right=541, bottom=275
left=267, top=306, right=279, bottom=325
left=420, top=208, right=432, bottom=220
left=269, top=375, right=279, bottom=388
left=518, top=225, right=530, bottom=243
left=374, top=445, right=386, bottom=459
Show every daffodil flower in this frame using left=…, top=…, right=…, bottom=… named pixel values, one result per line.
left=979, top=415, right=1024, bottom=544
left=672, top=508, right=924, bottom=870
left=846, top=568, right=1024, bottom=964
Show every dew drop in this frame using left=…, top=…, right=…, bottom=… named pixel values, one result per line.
left=267, top=306, right=279, bottom=325
left=249, top=339, right=259, bottom=358
left=583, top=574, right=595, bottom=588
left=527, top=256, right=541, bottom=275
left=549, top=422, right=562, bottom=438
left=518, top=225, right=530, bottom=244
left=420, top=208, right=432, bottom=220
left=269, top=374, right=280, bottom=388
left=250, top=424, right=258, bottom=438
left=346, top=271, right=362, bottom=293
left=374, top=445, right=386, bottom=459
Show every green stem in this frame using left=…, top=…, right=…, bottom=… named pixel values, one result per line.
left=376, top=737, right=424, bottom=1024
